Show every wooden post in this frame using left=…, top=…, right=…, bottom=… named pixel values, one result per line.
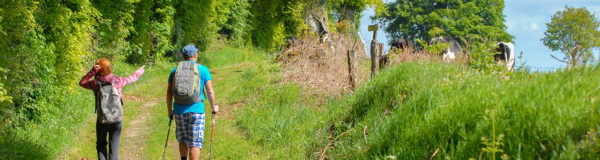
left=377, top=43, right=384, bottom=70
left=370, top=40, right=378, bottom=77
left=347, top=50, right=357, bottom=90
left=368, top=24, right=378, bottom=78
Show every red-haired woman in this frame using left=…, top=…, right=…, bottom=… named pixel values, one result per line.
left=79, top=58, right=145, bottom=160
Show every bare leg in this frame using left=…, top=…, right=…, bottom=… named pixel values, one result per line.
left=188, top=147, right=201, bottom=160
left=179, top=142, right=188, bottom=158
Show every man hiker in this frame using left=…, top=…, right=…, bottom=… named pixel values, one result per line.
left=79, top=58, right=145, bottom=160
left=167, top=44, right=219, bottom=160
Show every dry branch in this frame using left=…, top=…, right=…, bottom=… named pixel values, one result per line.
left=319, top=129, right=352, bottom=160
left=550, top=54, right=570, bottom=64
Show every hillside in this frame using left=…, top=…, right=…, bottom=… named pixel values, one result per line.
left=221, top=56, right=600, bottom=159
left=313, top=62, right=600, bottom=159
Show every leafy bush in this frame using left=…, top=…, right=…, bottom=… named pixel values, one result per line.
left=417, top=39, right=449, bottom=56
left=468, top=41, right=500, bottom=70
left=172, top=0, right=217, bottom=53
left=249, top=0, right=307, bottom=52
left=214, top=0, right=251, bottom=47
left=91, top=0, right=135, bottom=61
left=127, top=0, right=175, bottom=64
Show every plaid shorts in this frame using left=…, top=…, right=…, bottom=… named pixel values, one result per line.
left=174, top=113, right=205, bottom=148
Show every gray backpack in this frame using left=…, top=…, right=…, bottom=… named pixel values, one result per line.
left=95, top=80, right=123, bottom=124
left=173, top=61, right=202, bottom=105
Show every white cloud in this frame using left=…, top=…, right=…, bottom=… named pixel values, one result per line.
left=529, top=22, right=540, bottom=31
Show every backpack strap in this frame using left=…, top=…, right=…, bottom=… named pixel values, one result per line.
left=95, top=79, right=102, bottom=113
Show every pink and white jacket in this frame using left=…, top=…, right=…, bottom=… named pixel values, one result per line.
left=79, top=67, right=145, bottom=98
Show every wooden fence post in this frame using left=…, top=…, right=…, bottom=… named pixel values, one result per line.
left=370, top=40, right=378, bottom=78
left=377, top=43, right=384, bottom=70
left=369, top=24, right=378, bottom=78
left=347, top=50, right=357, bottom=90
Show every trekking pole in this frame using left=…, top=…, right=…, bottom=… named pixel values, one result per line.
left=162, top=117, right=173, bottom=160
left=209, top=113, right=216, bottom=160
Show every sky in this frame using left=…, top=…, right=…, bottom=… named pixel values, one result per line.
left=359, top=0, right=600, bottom=71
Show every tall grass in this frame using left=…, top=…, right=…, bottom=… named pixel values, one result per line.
left=234, top=66, right=320, bottom=159
left=232, top=60, right=600, bottom=159
left=0, top=88, right=94, bottom=159
left=313, top=62, right=600, bottom=159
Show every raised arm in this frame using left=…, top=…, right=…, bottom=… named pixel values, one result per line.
left=204, top=80, right=218, bottom=114
left=79, top=65, right=100, bottom=91
left=114, top=66, right=145, bottom=88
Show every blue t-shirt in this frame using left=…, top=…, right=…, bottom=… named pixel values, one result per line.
left=168, top=60, right=212, bottom=114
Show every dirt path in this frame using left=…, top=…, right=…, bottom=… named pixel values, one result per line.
left=63, top=62, right=269, bottom=160
left=120, top=99, right=159, bottom=160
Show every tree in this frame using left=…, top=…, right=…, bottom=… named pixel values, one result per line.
left=249, top=0, right=306, bottom=51
left=128, top=0, right=175, bottom=64
left=172, top=0, right=217, bottom=53
left=214, top=0, right=251, bottom=47
left=91, top=0, right=136, bottom=61
left=542, top=6, right=600, bottom=67
left=383, top=0, right=513, bottom=46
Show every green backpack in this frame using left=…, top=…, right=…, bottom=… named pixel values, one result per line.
left=95, top=80, right=123, bottom=124
left=172, top=61, right=202, bottom=104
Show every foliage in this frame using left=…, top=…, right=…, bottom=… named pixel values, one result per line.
left=328, top=0, right=386, bottom=22
left=0, top=67, right=11, bottom=104
left=542, top=6, right=600, bottom=67
left=0, top=67, right=12, bottom=131
left=468, top=41, right=499, bottom=70
left=215, top=0, right=251, bottom=47
left=172, top=0, right=217, bottom=53
left=0, top=0, right=56, bottom=125
left=383, top=0, right=513, bottom=47
left=37, top=0, right=99, bottom=88
left=417, top=39, right=449, bottom=55
left=91, top=0, right=135, bottom=61
left=128, top=0, right=175, bottom=64
left=249, top=0, right=306, bottom=51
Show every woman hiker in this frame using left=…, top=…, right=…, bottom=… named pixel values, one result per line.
left=79, top=58, right=145, bottom=160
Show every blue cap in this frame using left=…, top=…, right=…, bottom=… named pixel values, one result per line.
left=182, top=45, right=198, bottom=57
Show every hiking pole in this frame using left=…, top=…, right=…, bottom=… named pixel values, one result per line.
left=209, top=113, right=216, bottom=160
left=162, top=117, right=173, bottom=160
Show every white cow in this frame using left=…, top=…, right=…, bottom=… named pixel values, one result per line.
left=494, top=42, right=515, bottom=71
left=430, top=36, right=464, bottom=60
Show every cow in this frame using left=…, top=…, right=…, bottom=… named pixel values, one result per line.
left=430, top=36, right=464, bottom=60
left=390, top=38, right=414, bottom=52
left=494, top=42, right=515, bottom=71
left=377, top=39, right=413, bottom=69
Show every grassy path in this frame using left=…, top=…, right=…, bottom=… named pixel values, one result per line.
left=63, top=60, right=268, bottom=159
